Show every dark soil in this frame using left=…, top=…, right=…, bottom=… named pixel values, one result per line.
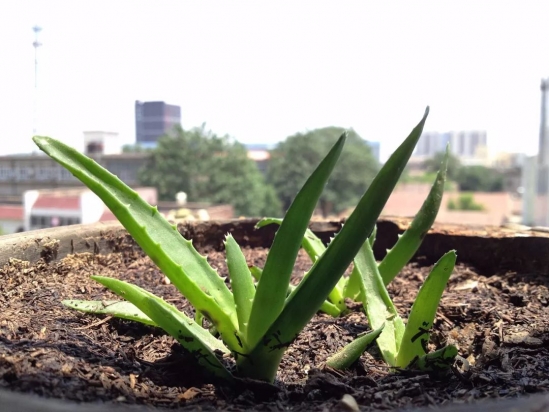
left=1, top=245, right=548, bottom=411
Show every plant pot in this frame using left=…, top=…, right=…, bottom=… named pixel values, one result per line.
left=1, top=218, right=548, bottom=411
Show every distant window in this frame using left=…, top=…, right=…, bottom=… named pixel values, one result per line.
left=17, top=168, right=33, bottom=181
left=86, top=142, right=104, bottom=154
left=30, top=215, right=81, bottom=228
left=143, top=121, right=165, bottom=131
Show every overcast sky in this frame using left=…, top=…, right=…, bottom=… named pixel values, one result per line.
left=1, top=1, right=549, bottom=161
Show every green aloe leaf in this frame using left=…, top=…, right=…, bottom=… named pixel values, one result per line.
left=224, top=234, right=255, bottom=341
left=342, top=225, right=377, bottom=301
left=355, top=237, right=404, bottom=366
left=91, top=275, right=233, bottom=381
left=255, top=218, right=345, bottom=312
left=32, top=136, right=243, bottom=353
left=238, top=108, right=429, bottom=381
left=256, top=218, right=326, bottom=262
left=325, top=324, right=385, bottom=370
left=246, top=133, right=346, bottom=348
left=368, top=224, right=377, bottom=248
left=342, top=266, right=361, bottom=301
left=62, top=300, right=156, bottom=326
left=395, top=250, right=456, bottom=368
left=379, top=145, right=449, bottom=286
left=249, top=265, right=341, bottom=317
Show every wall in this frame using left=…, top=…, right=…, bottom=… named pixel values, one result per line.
left=380, top=183, right=518, bottom=226
left=80, top=191, right=106, bottom=224
left=0, top=154, right=148, bottom=196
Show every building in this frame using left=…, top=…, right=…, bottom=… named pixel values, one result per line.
left=83, top=131, right=122, bottom=155
left=244, top=144, right=275, bottom=174
left=0, top=130, right=150, bottom=197
left=490, top=152, right=526, bottom=169
left=452, top=130, right=487, bottom=159
left=539, top=79, right=549, bottom=166
left=414, top=132, right=451, bottom=158
left=522, top=78, right=549, bottom=225
left=135, top=101, right=181, bottom=147
left=23, top=187, right=157, bottom=232
left=412, top=130, right=489, bottom=166
left=0, top=205, right=24, bottom=233
left=522, top=155, right=538, bottom=225
left=531, top=79, right=549, bottom=225
left=0, top=152, right=148, bottom=197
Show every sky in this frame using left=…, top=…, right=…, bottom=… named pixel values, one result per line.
left=1, top=1, right=549, bottom=161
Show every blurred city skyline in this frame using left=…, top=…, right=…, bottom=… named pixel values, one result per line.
left=2, top=1, right=549, bottom=161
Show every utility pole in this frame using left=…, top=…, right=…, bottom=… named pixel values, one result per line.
left=32, top=25, right=42, bottom=136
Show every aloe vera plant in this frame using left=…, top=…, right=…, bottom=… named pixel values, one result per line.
left=325, top=151, right=458, bottom=371
left=33, top=107, right=429, bottom=383
left=343, top=239, right=458, bottom=371
left=289, top=149, right=459, bottom=371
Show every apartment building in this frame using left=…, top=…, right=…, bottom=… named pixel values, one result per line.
left=413, top=130, right=489, bottom=166
left=0, top=152, right=148, bottom=197
left=135, top=101, right=181, bottom=147
left=23, top=187, right=157, bottom=232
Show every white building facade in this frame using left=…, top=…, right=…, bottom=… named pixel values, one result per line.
left=413, top=130, right=489, bottom=166
left=23, top=187, right=157, bottom=231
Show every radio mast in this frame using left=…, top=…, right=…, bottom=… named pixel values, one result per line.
left=32, top=25, right=42, bottom=136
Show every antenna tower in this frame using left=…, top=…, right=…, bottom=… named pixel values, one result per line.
left=32, top=25, right=42, bottom=136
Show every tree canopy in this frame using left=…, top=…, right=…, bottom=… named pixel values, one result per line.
left=266, top=127, right=380, bottom=216
left=422, top=151, right=504, bottom=192
left=455, top=165, right=504, bottom=192
left=138, top=126, right=281, bottom=217
left=422, top=151, right=461, bottom=181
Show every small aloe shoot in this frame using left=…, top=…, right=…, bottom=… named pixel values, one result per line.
left=325, top=324, right=384, bottom=370
left=332, top=237, right=458, bottom=371
left=33, top=107, right=429, bottom=383
left=393, top=249, right=457, bottom=369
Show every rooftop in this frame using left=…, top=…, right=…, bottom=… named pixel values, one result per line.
left=0, top=205, right=23, bottom=220
left=33, top=195, right=80, bottom=211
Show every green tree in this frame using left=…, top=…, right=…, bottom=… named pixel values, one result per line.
left=138, top=126, right=281, bottom=217
left=423, top=151, right=461, bottom=180
left=455, top=166, right=504, bottom=192
left=447, top=193, right=485, bottom=211
left=266, top=127, right=380, bottom=216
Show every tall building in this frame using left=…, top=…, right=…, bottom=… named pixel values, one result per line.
left=413, top=132, right=451, bottom=157
left=452, top=130, right=487, bottom=158
left=533, top=79, right=549, bottom=225
left=135, top=101, right=181, bottom=146
left=413, top=130, right=488, bottom=165
left=539, top=79, right=549, bottom=166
